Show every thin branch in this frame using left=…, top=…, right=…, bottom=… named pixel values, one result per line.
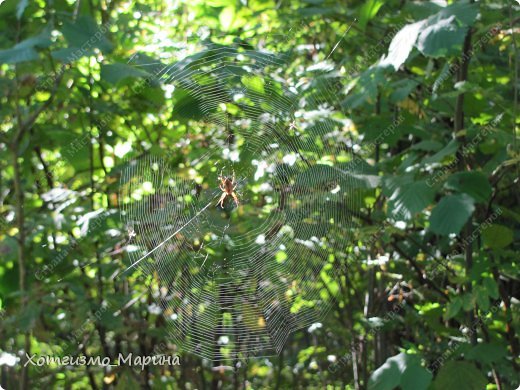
left=13, top=69, right=65, bottom=146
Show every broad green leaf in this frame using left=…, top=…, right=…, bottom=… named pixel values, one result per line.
left=403, top=1, right=443, bottom=20
left=400, top=361, right=432, bottom=390
left=0, top=45, right=38, bottom=64
left=126, top=52, right=166, bottom=77
left=482, top=224, right=513, bottom=249
left=382, top=174, right=412, bottom=198
left=474, top=285, right=489, bottom=311
left=241, top=74, right=265, bottom=94
left=432, top=62, right=451, bottom=93
left=482, top=277, right=499, bottom=299
left=16, top=0, right=28, bottom=19
left=435, top=1, right=479, bottom=26
left=417, top=1, right=478, bottom=58
left=444, top=296, right=462, bottom=320
left=359, top=0, right=385, bottom=30
left=343, top=66, right=387, bottom=108
left=101, top=63, right=149, bottom=84
left=466, top=343, right=507, bottom=365
left=417, top=16, right=468, bottom=58
left=424, top=139, right=459, bottom=164
left=368, top=354, right=403, bottom=390
left=369, top=353, right=430, bottom=390
left=462, top=293, right=474, bottom=311
left=380, top=21, right=425, bottom=70
left=432, top=361, right=487, bottom=390
left=298, top=6, right=339, bottom=17
left=0, top=29, right=51, bottom=64
left=429, top=194, right=475, bottom=235
left=388, top=180, right=435, bottom=220
left=61, top=15, right=113, bottom=53
left=51, top=47, right=94, bottom=63
left=171, top=88, right=207, bottom=120
left=411, top=140, right=443, bottom=152
left=389, top=79, right=419, bottom=103
left=444, top=171, right=492, bottom=203
left=11, top=28, right=52, bottom=49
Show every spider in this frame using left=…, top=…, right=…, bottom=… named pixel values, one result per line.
left=127, top=225, right=136, bottom=241
left=217, top=170, right=240, bottom=208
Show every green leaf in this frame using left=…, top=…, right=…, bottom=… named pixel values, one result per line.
left=343, top=66, right=387, bottom=108
left=429, top=194, right=475, bottom=235
left=51, top=47, right=93, bottom=63
left=444, top=297, right=462, bottom=320
left=389, top=79, right=419, bottom=103
left=298, top=5, right=339, bottom=17
left=417, top=17, right=467, bottom=58
left=171, top=88, right=207, bottom=120
left=16, top=0, right=28, bottom=19
left=444, top=172, right=492, bottom=203
left=466, top=343, right=507, bottom=365
left=461, top=293, right=474, bottom=311
left=403, top=1, right=444, bottom=20
left=417, top=1, right=478, bottom=58
left=61, top=15, right=113, bottom=53
left=101, top=63, right=149, bottom=84
left=369, top=353, right=431, bottom=390
left=424, top=139, right=459, bottom=164
left=432, top=361, right=487, bottom=390
left=219, top=6, right=235, bottom=31
left=18, top=302, right=41, bottom=332
left=482, top=277, right=499, bottom=299
left=0, top=45, right=38, bottom=64
left=411, top=140, right=443, bottom=152
left=474, top=285, right=489, bottom=311
left=388, top=180, right=435, bottom=220
left=400, top=361, right=433, bottom=390
left=241, top=74, right=265, bottom=94
left=482, top=224, right=513, bottom=249
left=380, top=21, right=425, bottom=70
left=0, top=29, right=52, bottom=64
left=368, top=354, right=403, bottom=390
left=435, top=1, right=479, bottom=26
left=359, top=0, right=385, bottom=30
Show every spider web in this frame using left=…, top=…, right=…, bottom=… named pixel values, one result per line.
left=119, top=31, right=359, bottom=362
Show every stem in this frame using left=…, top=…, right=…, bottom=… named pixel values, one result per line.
left=11, top=145, right=30, bottom=390
left=454, top=23, right=478, bottom=345
left=509, top=2, right=518, bottom=161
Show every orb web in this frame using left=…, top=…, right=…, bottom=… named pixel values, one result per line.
left=119, top=33, right=359, bottom=361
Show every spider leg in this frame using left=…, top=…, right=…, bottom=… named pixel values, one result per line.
left=231, top=192, right=240, bottom=206
left=231, top=170, right=238, bottom=190
left=217, top=192, right=227, bottom=208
